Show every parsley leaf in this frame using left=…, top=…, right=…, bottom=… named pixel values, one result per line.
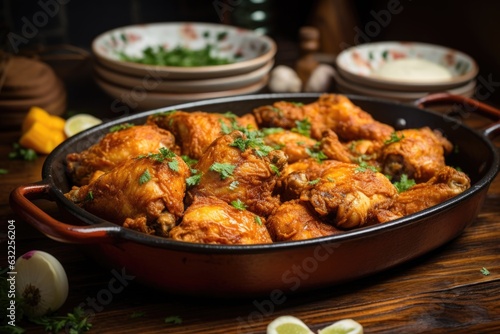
left=231, top=199, right=247, bottom=210
left=130, top=311, right=146, bottom=319
left=355, top=161, right=378, bottom=173
left=109, top=123, right=134, bottom=132
left=306, top=147, right=328, bottom=163
left=8, top=143, right=37, bottom=161
left=393, top=174, right=416, bottom=192
left=139, top=169, right=151, bottom=185
left=384, top=132, right=405, bottom=145
left=309, top=178, right=321, bottom=185
left=0, top=169, right=8, bottom=175
left=254, top=216, right=263, bottom=226
left=168, top=159, right=179, bottom=172
left=209, top=162, right=236, bottom=180
left=270, top=164, right=280, bottom=176
left=480, top=267, right=490, bottom=276
left=291, top=118, right=311, bottom=137
left=30, top=307, right=92, bottom=333
left=186, top=173, right=202, bottom=187
left=181, top=155, right=198, bottom=167
left=164, top=315, right=182, bottom=325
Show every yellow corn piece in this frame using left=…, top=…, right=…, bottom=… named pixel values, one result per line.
left=22, top=106, right=66, bottom=134
left=20, top=122, right=66, bottom=154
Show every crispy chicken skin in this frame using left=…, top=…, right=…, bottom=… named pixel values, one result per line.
left=169, top=196, right=272, bottom=244
left=187, top=131, right=287, bottom=217
left=147, top=110, right=258, bottom=159
left=66, top=124, right=178, bottom=186
left=266, top=200, right=340, bottom=242
left=65, top=149, right=190, bottom=237
left=376, top=166, right=471, bottom=223
left=381, top=127, right=453, bottom=182
left=302, top=161, right=397, bottom=229
left=253, top=94, right=394, bottom=141
left=263, top=129, right=317, bottom=163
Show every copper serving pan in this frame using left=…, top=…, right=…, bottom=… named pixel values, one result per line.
left=10, top=93, right=500, bottom=297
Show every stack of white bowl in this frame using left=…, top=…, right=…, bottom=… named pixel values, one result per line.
left=333, top=41, right=478, bottom=102
left=91, top=22, right=276, bottom=110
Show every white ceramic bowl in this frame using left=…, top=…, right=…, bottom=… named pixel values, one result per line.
left=93, top=60, right=273, bottom=93
left=92, top=22, right=276, bottom=80
left=94, top=75, right=269, bottom=110
left=336, top=41, right=478, bottom=91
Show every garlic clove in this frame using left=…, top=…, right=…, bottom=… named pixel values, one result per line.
left=15, top=250, right=69, bottom=317
left=268, top=65, right=303, bottom=93
left=304, top=64, right=336, bottom=92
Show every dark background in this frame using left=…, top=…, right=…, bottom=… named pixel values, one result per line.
left=1, top=0, right=499, bottom=108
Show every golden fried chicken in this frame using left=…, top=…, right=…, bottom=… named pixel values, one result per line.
left=376, top=166, right=471, bottom=223
left=169, top=196, right=272, bottom=244
left=301, top=161, right=397, bottom=229
left=319, top=129, right=355, bottom=163
left=147, top=110, right=258, bottom=159
left=276, top=158, right=344, bottom=201
left=266, top=200, right=340, bottom=242
left=187, top=130, right=287, bottom=217
left=65, top=148, right=190, bottom=237
left=253, top=94, right=394, bottom=141
left=66, top=124, right=178, bottom=186
left=380, top=127, right=453, bottom=182
left=262, top=128, right=317, bottom=163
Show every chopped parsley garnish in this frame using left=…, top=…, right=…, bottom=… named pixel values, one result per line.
left=289, top=102, right=304, bottom=106
left=229, top=132, right=274, bottom=157
left=0, top=169, right=8, bottom=174
left=85, top=191, right=94, bottom=202
left=309, top=178, right=321, bottom=185
left=109, top=123, right=134, bottom=132
left=270, top=164, right=280, bottom=176
left=254, top=216, right=263, bottom=226
left=261, top=127, right=284, bottom=136
left=164, top=315, right=182, bottom=325
left=306, top=147, right=328, bottom=163
left=231, top=199, right=247, bottom=210
left=30, top=306, right=92, bottom=333
left=130, top=311, right=146, bottom=319
left=384, top=132, right=405, bottom=145
left=355, top=161, right=378, bottom=173
left=168, top=159, right=179, bottom=172
left=209, top=162, right=236, bottom=180
left=137, top=148, right=177, bottom=169
left=186, top=173, right=202, bottom=187
left=8, top=142, right=37, bottom=161
left=393, top=174, right=416, bottom=192
left=139, top=169, right=151, bottom=185
left=480, top=267, right=490, bottom=276
left=291, top=118, right=311, bottom=137
left=181, top=155, right=198, bottom=167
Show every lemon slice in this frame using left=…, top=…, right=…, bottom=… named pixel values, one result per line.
left=267, top=315, right=314, bottom=334
left=64, top=113, right=102, bottom=137
left=318, top=319, right=363, bottom=334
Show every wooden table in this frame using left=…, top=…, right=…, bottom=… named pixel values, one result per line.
left=1, top=55, right=500, bottom=333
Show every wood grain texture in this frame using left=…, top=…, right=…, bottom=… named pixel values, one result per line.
left=1, top=114, right=499, bottom=334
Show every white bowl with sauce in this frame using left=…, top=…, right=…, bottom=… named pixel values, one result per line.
left=335, top=41, right=478, bottom=92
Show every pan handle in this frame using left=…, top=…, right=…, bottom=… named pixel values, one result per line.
left=9, top=182, right=121, bottom=244
left=414, top=93, right=500, bottom=139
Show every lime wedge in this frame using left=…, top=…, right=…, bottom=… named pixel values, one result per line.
left=64, top=113, right=102, bottom=137
left=318, top=319, right=363, bottom=334
left=267, top=316, right=314, bottom=334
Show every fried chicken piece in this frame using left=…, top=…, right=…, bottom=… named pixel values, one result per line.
left=147, top=110, right=258, bottom=159
left=65, top=148, right=190, bottom=237
left=66, top=124, right=178, bottom=186
left=276, top=158, right=344, bottom=201
left=319, top=129, right=355, bottom=163
left=187, top=130, right=287, bottom=217
left=253, top=94, right=394, bottom=141
left=376, top=166, right=471, bottom=223
left=266, top=200, right=340, bottom=242
left=381, top=127, right=453, bottom=182
left=302, top=161, right=397, bottom=229
left=262, top=129, right=317, bottom=163
left=169, top=196, right=272, bottom=244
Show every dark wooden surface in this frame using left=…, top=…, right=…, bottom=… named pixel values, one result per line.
left=1, top=45, right=500, bottom=333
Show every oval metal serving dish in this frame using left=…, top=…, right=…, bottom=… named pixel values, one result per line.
left=10, top=93, right=500, bottom=298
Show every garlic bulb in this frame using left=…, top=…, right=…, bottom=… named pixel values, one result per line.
left=15, top=250, right=69, bottom=317
left=304, top=64, right=336, bottom=92
left=267, top=65, right=303, bottom=93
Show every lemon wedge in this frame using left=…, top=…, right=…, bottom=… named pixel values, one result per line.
left=267, top=315, right=314, bottom=334
left=15, top=250, right=69, bottom=317
left=64, top=113, right=102, bottom=137
left=318, top=319, right=363, bottom=334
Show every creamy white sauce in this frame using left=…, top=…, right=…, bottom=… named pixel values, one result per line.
left=373, top=58, right=453, bottom=82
